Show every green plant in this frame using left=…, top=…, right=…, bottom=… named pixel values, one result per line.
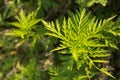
left=6, top=8, right=44, bottom=48
left=7, top=8, right=40, bottom=38
left=42, top=9, right=120, bottom=79
left=75, top=0, right=108, bottom=7
left=10, top=58, right=40, bottom=80
left=1, top=0, right=120, bottom=79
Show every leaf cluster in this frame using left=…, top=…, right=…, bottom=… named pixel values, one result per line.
left=42, top=9, right=120, bottom=79
left=7, top=9, right=41, bottom=39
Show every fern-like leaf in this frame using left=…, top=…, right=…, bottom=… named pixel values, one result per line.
left=42, top=8, right=120, bottom=79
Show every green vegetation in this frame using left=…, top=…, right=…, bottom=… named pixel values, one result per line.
left=0, top=0, right=120, bottom=80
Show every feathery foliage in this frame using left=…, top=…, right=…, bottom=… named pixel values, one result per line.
left=42, top=9, right=120, bottom=79
left=6, top=8, right=45, bottom=48
left=7, top=8, right=41, bottom=39
left=1, top=0, right=120, bottom=80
